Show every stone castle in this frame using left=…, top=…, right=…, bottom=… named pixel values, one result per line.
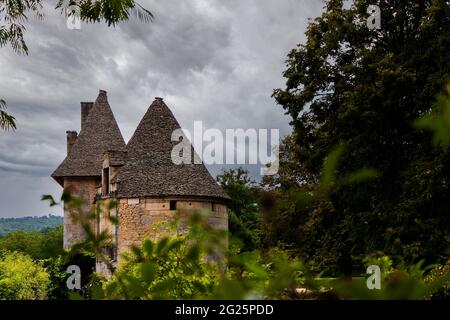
left=52, top=90, right=229, bottom=273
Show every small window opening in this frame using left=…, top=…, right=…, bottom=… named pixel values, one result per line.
left=105, top=247, right=116, bottom=262
left=103, top=168, right=110, bottom=195
left=170, top=200, right=177, bottom=210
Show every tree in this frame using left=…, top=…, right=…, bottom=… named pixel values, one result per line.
left=1, top=0, right=153, bottom=55
left=0, top=226, right=64, bottom=259
left=0, top=251, right=50, bottom=299
left=262, top=132, right=315, bottom=190
left=216, top=168, right=261, bottom=251
left=0, top=0, right=153, bottom=130
left=272, top=0, right=450, bottom=273
left=0, top=99, right=16, bottom=130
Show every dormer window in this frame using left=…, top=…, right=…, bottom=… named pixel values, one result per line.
left=103, top=167, right=110, bottom=195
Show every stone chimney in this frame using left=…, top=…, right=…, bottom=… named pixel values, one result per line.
left=66, top=131, right=78, bottom=155
left=81, top=102, right=94, bottom=131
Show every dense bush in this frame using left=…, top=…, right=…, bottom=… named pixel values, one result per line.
left=0, top=251, right=50, bottom=299
left=42, top=248, right=96, bottom=300
left=0, top=225, right=64, bottom=260
left=268, top=0, right=450, bottom=273
left=424, top=262, right=450, bottom=300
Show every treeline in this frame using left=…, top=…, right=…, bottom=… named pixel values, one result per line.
left=0, top=215, right=63, bottom=237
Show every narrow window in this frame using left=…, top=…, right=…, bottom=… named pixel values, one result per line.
left=170, top=200, right=177, bottom=210
left=105, top=247, right=117, bottom=262
left=103, top=168, right=110, bottom=195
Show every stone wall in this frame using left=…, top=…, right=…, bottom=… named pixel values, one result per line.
left=115, top=197, right=228, bottom=263
left=63, top=177, right=98, bottom=248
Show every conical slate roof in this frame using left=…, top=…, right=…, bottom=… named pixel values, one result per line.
left=115, top=98, right=230, bottom=201
left=52, top=90, right=126, bottom=185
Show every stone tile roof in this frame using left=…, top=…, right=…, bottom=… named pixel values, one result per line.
left=51, top=90, right=126, bottom=185
left=115, top=98, right=230, bottom=201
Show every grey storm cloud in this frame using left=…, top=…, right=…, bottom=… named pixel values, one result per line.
left=0, top=0, right=324, bottom=217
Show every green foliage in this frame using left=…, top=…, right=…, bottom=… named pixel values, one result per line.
left=0, top=225, right=64, bottom=260
left=0, top=0, right=43, bottom=55
left=0, top=251, right=50, bottom=299
left=56, top=0, right=153, bottom=27
left=424, top=262, right=450, bottom=299
left=0, top=0, right=153, bottom=131
left=269, top=0, right=450, bottom=272
left=86, top=213, right=311, bottom=300
left=88, top=213, right=450, bottom=300
left=0, top=99, right=16, bottom=130
left=100, top=239, right=217, bottom=300
left=415, top=83, right=450, bottom=149
left=261, top=142, right=378, bottom=275
left=217, top=168, right=261, bottom=251
left=331, top=260, right=450, bottom=300
left=89, top=213, right=221, bottom=300
left=0, top=0, right=153, bottom=55
left=44, top=250, right=96, bottom=300
left=0, top=215, right=63, bottom=238
left=44, top=190, right=450, bottom=300
left=363, top=255, right=394, bottom=281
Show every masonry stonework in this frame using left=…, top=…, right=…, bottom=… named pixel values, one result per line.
left=115, top=198, right=227, bottom=261
left=63, top=177, right=97, bottom=248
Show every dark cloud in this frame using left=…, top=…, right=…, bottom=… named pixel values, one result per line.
left=0, top=0, right=323, bottom=217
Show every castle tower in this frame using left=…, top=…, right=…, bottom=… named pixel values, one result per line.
left=51, top=90, right=126, bottom=248
left=97, top=97, right=229, bottom=273
left=52, top=91, right=229, bottom=274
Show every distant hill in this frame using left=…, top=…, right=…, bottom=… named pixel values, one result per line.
left=0, top=215, right=63, bottom=237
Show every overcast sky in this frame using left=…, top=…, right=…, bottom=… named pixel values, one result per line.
left=0, top=0, right=324, bottom=217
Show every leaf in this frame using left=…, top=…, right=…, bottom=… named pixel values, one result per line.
left=41, top=194, right=58, bottom=207
left=214, top=280, right=246, bottom=299
left=167, top=239, right=183, bottom=252
left=321, top=145, right=344, bottom=190
left=123, top=275, right=145, bottom=298
left=108, top=215, right=119, bottom=225
left=143, top=239, right=154, bottom=256
left=414, top=86, right=450, bottom=149
left=140, top=262, right=157, bottom=283
left=341, top=168, right=378, bottom=185
left=68, top=291, right=84, bottom=300
left=90, top=284, right=105, bottom=300
left=104, top=281, right=118, bottom=297
left=108, top=200, right=118, bottom=210
left=186, top=244, right=201, bottom=262
left=156, top=237, right=169, bottom=255
left=131, top=245, right=143, bottom=261
left=0, top=98, right=16, bottom=131
left=61, top=190, right=73, bottom=202
left=152, top=279, right=175, bottom=293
